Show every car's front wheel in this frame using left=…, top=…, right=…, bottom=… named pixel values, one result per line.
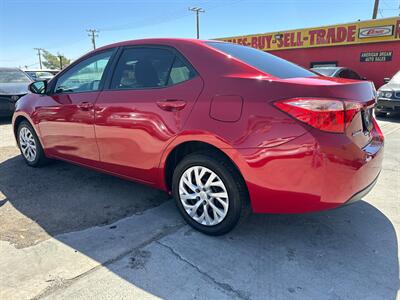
left=17, top=121, right=48, bottom=167
left=172, top=152, right=249, bottom=235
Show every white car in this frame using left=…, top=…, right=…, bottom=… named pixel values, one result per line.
left=375, top=70, right=400, bottom=116
left=23, top=69, right=58, bottom=81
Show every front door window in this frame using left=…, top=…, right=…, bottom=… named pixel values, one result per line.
left=54, top=51, right=113, bottom=94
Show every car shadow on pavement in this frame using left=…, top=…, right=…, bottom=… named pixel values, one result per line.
left=0, top=117, right=12, bottom=125
left=147, top=203, right=400, bottom=299
left=0, top=154, right=399, bottom=299
left=0, top=155, right=169, bottom=248
left=376, top=113, right=400, bottom=123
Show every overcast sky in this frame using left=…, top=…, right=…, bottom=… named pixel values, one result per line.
left=0, top=0, right=399, bottom=68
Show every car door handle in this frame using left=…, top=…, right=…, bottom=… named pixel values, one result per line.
left=156, top=99, right=187, bottom=111
left=77, top=102, right=94, bottom=110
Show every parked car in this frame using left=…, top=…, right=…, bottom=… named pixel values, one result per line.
left=311, top=67, right=365, bottom=80
left=13, top=39, right=383, bottom=235
left=0, top=67, right=32, bottom=117
left=23, top=69, right=57, bottom=81
left=375, top=70, right=400, bottom=116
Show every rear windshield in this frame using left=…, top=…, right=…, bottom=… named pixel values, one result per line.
left=206, top=42, right=316, bottom=79
left=0, top=70, right=31, bottom=83
left=311, top=68, right=337, bottom=76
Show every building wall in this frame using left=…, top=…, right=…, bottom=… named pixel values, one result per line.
left=271, top=41, right=400, bottom=88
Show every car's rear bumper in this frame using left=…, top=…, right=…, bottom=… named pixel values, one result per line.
left=344, top=172, right=379, bottom=205
left=375, top=98, right=400, bottom=113
left=230, top=124, right=384, bottom=214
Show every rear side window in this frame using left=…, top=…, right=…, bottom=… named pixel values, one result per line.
left=168, top=56, right=196, bottom=85
left=206, top=42, right=316, bottom=79
left=111, top=47, right=195, bottom=89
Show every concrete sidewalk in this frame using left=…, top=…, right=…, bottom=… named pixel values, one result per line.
left=2, top=199, right=398, bottom=300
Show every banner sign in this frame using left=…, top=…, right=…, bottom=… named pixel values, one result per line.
left=360, top=51, right=393, bottom=62
left=217, top=17, right=400, bottom=51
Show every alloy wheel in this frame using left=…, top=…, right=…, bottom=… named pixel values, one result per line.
left=179, top=166, right=229, bottom=226
left=19, top=127, right=37, bottom=162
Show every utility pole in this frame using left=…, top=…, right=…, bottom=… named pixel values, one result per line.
left=57, top=53, right=63, bottom=70
left=87, top=29, right=99, bottom=50
left=372, top=0, right=380, bottom=19
left=188, top=7, right=205, bottom=39
left=33, top=48, right=43, bottom=70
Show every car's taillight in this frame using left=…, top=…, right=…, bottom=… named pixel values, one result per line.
left=372, top=118, right=384, bottom=140
left=273, top=98, right=363, bottom=133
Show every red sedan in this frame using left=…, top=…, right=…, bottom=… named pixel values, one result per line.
left=13, top=38, right=384, bottom=235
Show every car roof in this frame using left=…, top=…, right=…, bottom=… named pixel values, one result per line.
left=80, top=38, right=228, bottom=68
left=95, top=38, right=221, bottom=52
left=98, top=38, right=207, bottom=49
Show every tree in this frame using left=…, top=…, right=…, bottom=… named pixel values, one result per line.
left=42, top=50, right=71, bottom=70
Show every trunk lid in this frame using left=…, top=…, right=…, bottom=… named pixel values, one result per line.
left=275, top=77, right=377, bottom=148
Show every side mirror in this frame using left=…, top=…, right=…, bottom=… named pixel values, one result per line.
left=28, top=80, right=47, bottom=94
left=383, top=77, right=391, bottom=84
left=361, top=76, right=367, bottom=80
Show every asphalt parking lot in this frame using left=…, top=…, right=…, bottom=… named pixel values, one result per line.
left=0, top=116, right=399, bottom=300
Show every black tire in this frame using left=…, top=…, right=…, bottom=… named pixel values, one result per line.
left=172, top=151, right=250, bottom=235
left=17, top=121, right=49, bottom=167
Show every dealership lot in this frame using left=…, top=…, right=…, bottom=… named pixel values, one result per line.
left=0, top=116, right=399, bottom=299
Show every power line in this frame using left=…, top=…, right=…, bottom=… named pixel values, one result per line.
left=87, top=29, right=99, bottom=50
left=20, top=62, right=39, bottom=70
left=189, top=7, right=205, bottom=39
left=99, top=1, right=241, bottom=33
left=377, top=0, right=400, bottom=16
left=380, top=0, right=392, bottom=8
left=33, top=48, right=44, bottom=70
left=99, top=10, right=189, bottom=32
left=18, top=1, right=242, bottom=67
